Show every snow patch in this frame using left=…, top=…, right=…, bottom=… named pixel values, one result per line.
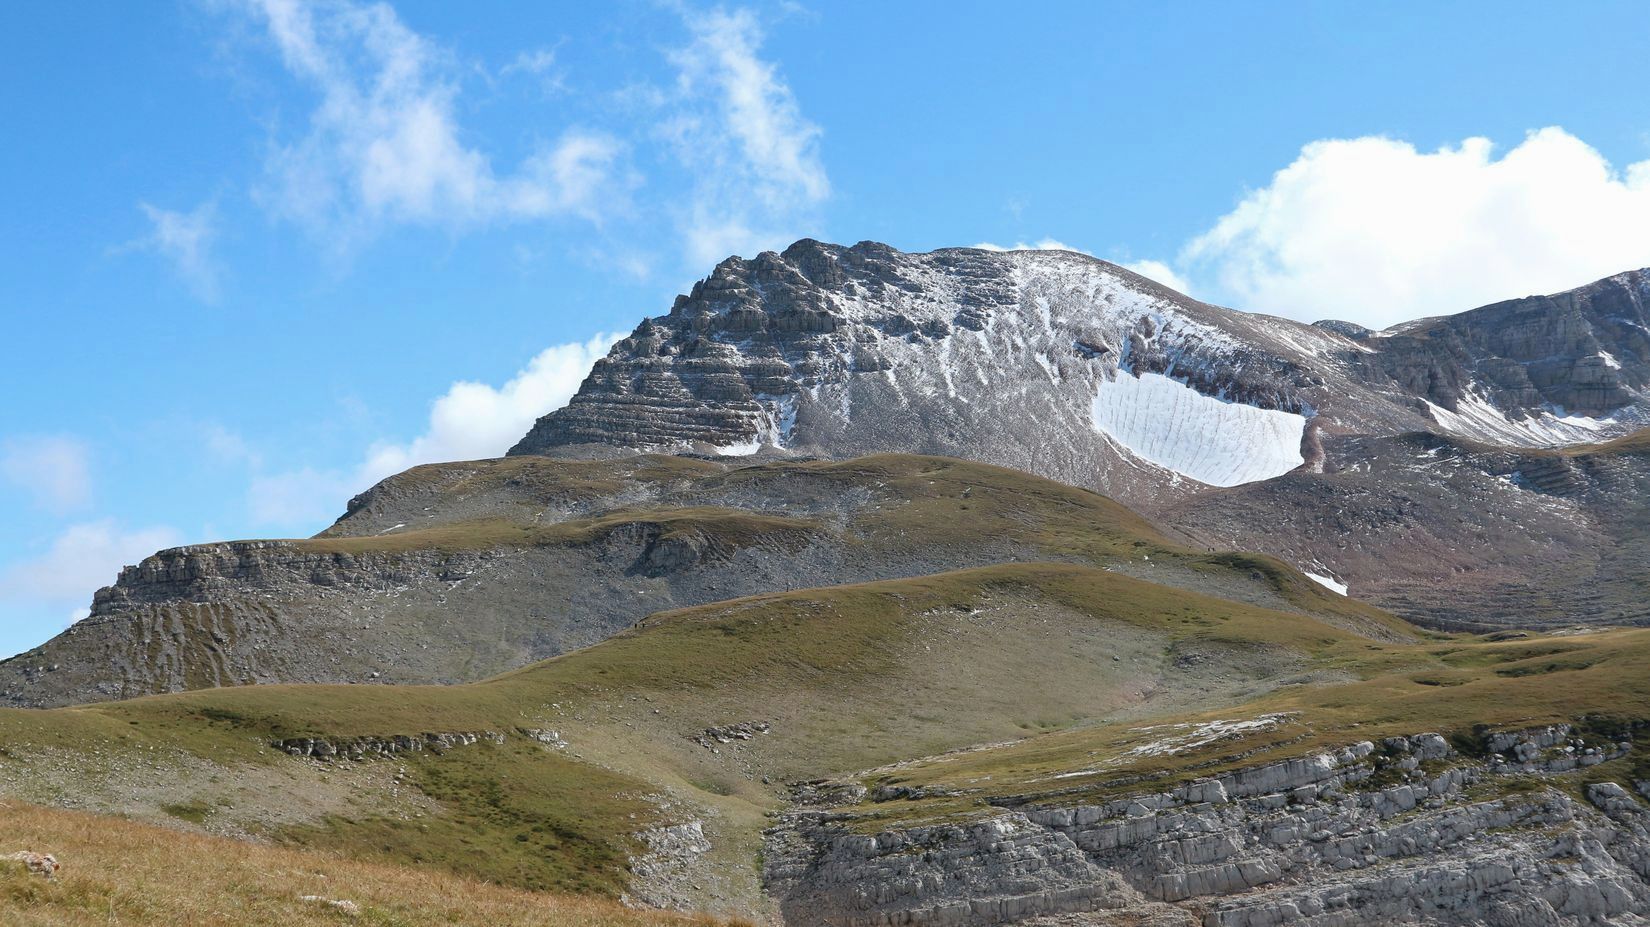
left=713, top=440, right=761, bottom=456
left=1044, top=712, right=1299, bottom=780
left=1304, top=572, right=1348, bottom=595
left=1423, top=395, right=1617, bottom=447
left=1089, top=372, right=1307, bottom=487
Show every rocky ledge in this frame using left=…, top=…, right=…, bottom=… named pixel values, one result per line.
left=272, top=730, right=506, bottom=760
left=764, top=726, right=1650, bottom=926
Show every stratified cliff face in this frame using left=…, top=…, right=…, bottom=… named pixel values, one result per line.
left=766, top=727, right=1650, bottom=927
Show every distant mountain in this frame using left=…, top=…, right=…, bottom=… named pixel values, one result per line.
left=9, top=244, right=1650, bottom=927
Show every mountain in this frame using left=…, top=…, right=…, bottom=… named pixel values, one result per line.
left=511, top=241, right=1650, bottom=628
left=8, top=242, right=1650, bottom=926
left=513, top=241, right=1650, bottom=472
left=9, top=243, right=1649, bottom=708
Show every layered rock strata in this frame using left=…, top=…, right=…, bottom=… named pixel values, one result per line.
left=765, top=728, right=1650, bottom=926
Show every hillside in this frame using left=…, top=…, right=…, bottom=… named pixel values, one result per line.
left=0, top=800, right=741, bottom=927
left=2, top=558, right=1648, bottom=923
left=0, top=454, right=1393, bottom=708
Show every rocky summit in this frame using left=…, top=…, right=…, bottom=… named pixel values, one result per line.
left=514, top=241, right=1650, bottom=471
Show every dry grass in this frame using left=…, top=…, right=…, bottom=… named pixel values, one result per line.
left=0, top=800, right=744, bottom=927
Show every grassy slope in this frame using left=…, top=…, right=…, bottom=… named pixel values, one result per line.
left=2, top=557, right=1648, bottom=906
left=0, top=562, right=1392, bottom=905
left=0, top=800, right=743, bottom=927
left=850, top=625, right=1650, bottom=829
left=304, top=453, right=1405, bottom=637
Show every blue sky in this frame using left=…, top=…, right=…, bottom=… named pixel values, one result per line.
left=4, top=0, right=1650, bottom=658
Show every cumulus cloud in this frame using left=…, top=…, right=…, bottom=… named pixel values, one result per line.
left=234, top=0, right=629, bottom=238
left=0, top=520, right=181, bottom=605
left=1169, top=127, right=1650, bottom=326
left=134, top=201, right=221, bottom=301
left=243, top=332, right=618, bottom=532
left=666, top=7, right=829, bottom=266
left=1, top=435, right=92, bottom=513
left=358, top=332, right=620, bottom=480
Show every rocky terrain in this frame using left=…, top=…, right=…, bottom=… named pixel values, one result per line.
left=1168, top=430, right=1650, bottom=629
left=767, top=726, right=1650, bottom=927
left=5, top=553, right=1650, bottom=925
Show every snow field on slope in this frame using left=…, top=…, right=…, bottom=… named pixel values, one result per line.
left=1090, top=372, right=1307, bottom=487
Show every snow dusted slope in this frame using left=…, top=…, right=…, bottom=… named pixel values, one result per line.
left=514, top=241, right=1650, bottom=507
left=514, top=241, right=1379, bottom=502
left=1091, top=371, right=1307, bottom=486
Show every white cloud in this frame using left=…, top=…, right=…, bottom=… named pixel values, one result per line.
left=1120, top=259, right=1193, bottom=296
left=1169, top=127, right=1650, bottom=326
left=235, top=0, right=629, bottom=238
left=357, top=331, right=620, bottom=482
left=1, top=435, right=92, bottom=513
left=667, top=7, right=829, bottom=266
left=0, top=520, right=181, bottom=605
left=135, top=201, right=221, bottom=301
left=972, top=239, right=1088, bottom=254
left=243, top=332, right=619, bottom=532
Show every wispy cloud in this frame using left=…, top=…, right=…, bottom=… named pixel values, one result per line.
left=0, top=520, right=181, bottom=607
left=501, top=45, right=567, bottom=96
left=133, top=200, right=222, bottom=301
left=230, top=0, right=631, bottom=243
left=1, top=435, right=92, bottom=514
left=665, top=6, right=829, bottom=266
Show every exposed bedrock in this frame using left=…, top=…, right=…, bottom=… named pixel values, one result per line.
left=764, top=728, right=1650, bottom=926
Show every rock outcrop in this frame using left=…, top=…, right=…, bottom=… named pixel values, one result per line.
left=765, top=729, right=1650, bottom=926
